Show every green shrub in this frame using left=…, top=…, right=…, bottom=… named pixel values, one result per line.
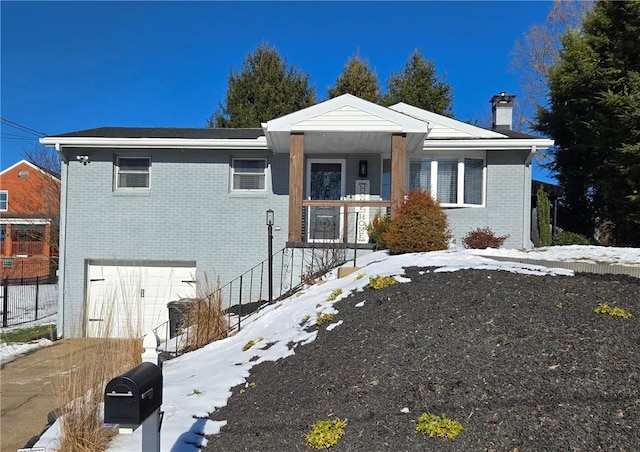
left=326, top=288, right=343, bottom=302
left=552, top=231, right=591, bottom=246
left=306, top=418, right=347, bottom=450
left=415, top=412, right=464, bottom=440
left=461, top=227, right=509, bottom=249
left=241, top=336, right=264, bottom=351
left=368, top=275, right=397, bottom=290
left=594, top=302, right=633, bottom=319
left=382, top=190, right=452, bottom=255
left=367, top=210, right=391, bottom=249
left=316, top=313, right=335, bottom=326
left=536, top=187, right=552, bottom=247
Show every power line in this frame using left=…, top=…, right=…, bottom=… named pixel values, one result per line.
left=0, top=133, right=40, bottom=141
left=0, top=117, right=47, bottom=137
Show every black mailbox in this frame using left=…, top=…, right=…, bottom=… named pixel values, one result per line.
left=104, top=362, right=162, bottom=427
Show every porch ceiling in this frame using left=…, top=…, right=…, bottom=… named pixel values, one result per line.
left=267, top=130, right=426, bottom=154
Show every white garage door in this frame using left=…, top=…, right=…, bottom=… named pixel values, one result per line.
left=86, top=263, right=196, bottom=339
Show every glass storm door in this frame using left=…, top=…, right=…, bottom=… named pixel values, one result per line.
left=307, top=160, right=345, bottom=241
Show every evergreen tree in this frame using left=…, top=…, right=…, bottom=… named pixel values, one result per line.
left=535, top=0, right=640, bottom=245
left=383, top=50, right=453, bottom=116
left=209, top=44, right=316, bottom=128
left=327, top=55, right=381, bottom=103
left=536, top=187, right=552, bottom=247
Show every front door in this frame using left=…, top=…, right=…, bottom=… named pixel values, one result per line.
left=306, top=159, right=346, bottom=241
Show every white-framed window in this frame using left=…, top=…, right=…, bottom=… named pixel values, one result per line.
left=116, top=157, right=150, bottom=189
left=0, top=191, right=7, bottom=211
left=408, top=153, right=485, bottom=207
left=231, top=158, right=267, bottom=191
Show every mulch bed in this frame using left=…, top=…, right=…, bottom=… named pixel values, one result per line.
left=204, top=269, right=640, bottom=451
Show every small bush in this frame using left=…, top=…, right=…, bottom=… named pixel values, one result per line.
left=316, top=313, right=335, bottom=326
left=415, top=412, right=464, bottom=440
left=368, top=275, right=397, bottom=290
left=242, top=337, right=264, bottom=351
left=382, top=190, right=452, bottom=255
left=552, top=231, right=591, bottom=246
left=306, top=418, right=347, bottom=450
left=462, top=227, right=509, bottom=249
left=367, top=210, right=391, bottom=249
left=594, top=302, right=633, bottom=319
left=326, top=289, right=343, bottom=302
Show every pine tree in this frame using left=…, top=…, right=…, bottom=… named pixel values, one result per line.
left=327, top=55, right=381, bottom=103
left=535, top=0, right=640, bottom=245
left=536, top=187, right=552, bottom=247
left=209, top=44, right=316, bottom=128
left=383, top=50, right=453, bottom=116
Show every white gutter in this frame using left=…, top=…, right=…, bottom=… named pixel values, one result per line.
left=40, top=136, right=269, bottom=150
left=422, top=138, right=553, bottom=151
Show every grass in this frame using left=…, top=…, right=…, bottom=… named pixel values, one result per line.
left=0, top=323, right=56, bottom=343
left=180, top=275, right=228, bottom=351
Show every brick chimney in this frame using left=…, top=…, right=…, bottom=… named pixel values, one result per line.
left=490, top=92, right=516, bottom=130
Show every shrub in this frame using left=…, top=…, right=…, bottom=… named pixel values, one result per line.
left=316, top=313, right=335, bottom=326
left=462, top=227, right=509, bottom=249
left=552, top=231, right=591, bottom=246
left=306, top=418, right=347, bottom=450
left=415, top=412, right=464, bottom=440
left=326, top=288, right=343, bottom=302
left=368, top=275, right=397, bottom=290
left=594, top=302, right=633, bottom=319
left=382, top=190, right=452, bottom=255
left=536, top=187, right=552, bottom=247
left=367, top=210, right=391, bottom=249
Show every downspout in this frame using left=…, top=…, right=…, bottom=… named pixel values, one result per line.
left=56, top=142, right=68, bottom=338
left=523, top=146, right=537, bottom=248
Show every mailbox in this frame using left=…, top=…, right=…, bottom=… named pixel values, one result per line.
left=104, top=362, right=162, bottom=428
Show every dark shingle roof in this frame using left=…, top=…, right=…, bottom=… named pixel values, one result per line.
left=51, top=127, right=265, bottom=139
left=491, top=126, right=544, bottom=139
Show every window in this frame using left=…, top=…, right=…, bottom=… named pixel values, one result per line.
left=3, top=258, right=14, bottom=268
left=231, top=159, right=266, bottom=191
left=116, top=157, right=150, bottom=189
left=0, top=191, right=7, bottom=211
left=408, top=154, right=485, bottom=206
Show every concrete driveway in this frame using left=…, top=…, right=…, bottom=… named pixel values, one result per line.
left=0, top=339, right=102, bottom=451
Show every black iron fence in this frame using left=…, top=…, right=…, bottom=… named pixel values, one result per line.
left=1, top=274, right=58, bottom=327
left=154, top=244, right=350, bottom=358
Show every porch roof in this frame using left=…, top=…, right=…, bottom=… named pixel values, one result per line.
left=263, top=94, right=429, bottom=154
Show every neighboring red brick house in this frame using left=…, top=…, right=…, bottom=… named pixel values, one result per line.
left=0, top=160, right=60, bottom=278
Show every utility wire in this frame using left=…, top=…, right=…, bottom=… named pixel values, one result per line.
left=0, top=117, right=47, bottom=137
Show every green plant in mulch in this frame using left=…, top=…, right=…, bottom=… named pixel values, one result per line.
left=300, top=315, right=311, bottom=326
left=306, top=418, right=347, bottom=450
left=368, top=275, right=397, bottom=290
left=0, top=324, right=56, bottom=343
left=316, top=313, right=335, bottom=326
left=241, top=336, right=264, bottom=351
left=187, top=389, right=202, bottom=396
left=326, top=289, right=343, bottom=302
left=355, top=273, right=365, bottom=280
left=415, top=412, right=464, bottom=440
left=594, top=303, right=633, bottom=319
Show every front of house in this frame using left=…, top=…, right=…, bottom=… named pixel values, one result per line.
left=41, top=94, right=553, bottom=338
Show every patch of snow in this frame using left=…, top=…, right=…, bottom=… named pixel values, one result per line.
left=473, top=245, right=640, bottom=267
left=355, top=301, right=366, bottom=308
left=326, top=320, right=344, bottom=331
left=401, top=407, right=410, bottom=414
left=0, top=338, right=54, bottom=366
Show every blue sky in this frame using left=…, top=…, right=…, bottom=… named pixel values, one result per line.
left=1, top=1, right=555, bottom=181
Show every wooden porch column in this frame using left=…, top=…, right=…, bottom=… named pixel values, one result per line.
left=390, top=133, right=406, bottom=219
left=288, top=133, right=304, bottom=242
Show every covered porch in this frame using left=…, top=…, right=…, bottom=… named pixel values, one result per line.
left=263, top=94, right=429, bottom=247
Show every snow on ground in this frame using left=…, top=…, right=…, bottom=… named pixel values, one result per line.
left=0, top=315, right=56, bottom=366
left=473, top=245, right=640, bottom=267
left=30, top=247, right=639, bottom=451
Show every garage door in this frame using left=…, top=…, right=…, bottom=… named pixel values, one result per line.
left=86, top=263, right=196, bottom=339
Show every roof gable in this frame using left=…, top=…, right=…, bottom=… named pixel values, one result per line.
left=390, top=102, right=506, bottom=139
left=266, top=94, right=428, bottom=134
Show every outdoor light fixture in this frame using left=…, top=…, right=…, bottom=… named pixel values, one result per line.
left=359, top=160, right=368, bottom=178
left=76, top=155, right=90, bottom=165
left=266, top=209, right=274, bottom=226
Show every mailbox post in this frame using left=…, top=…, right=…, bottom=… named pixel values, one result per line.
left=104, top=332, right=162, bottom=452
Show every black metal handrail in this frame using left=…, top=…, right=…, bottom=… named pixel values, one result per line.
left=154, top=242, right=349, bottom=358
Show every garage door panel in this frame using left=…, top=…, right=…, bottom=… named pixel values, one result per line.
left=86, top=263, right=196, bottom=339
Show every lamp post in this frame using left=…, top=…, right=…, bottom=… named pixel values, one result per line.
left=266, top=209, right=274, bottom=304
